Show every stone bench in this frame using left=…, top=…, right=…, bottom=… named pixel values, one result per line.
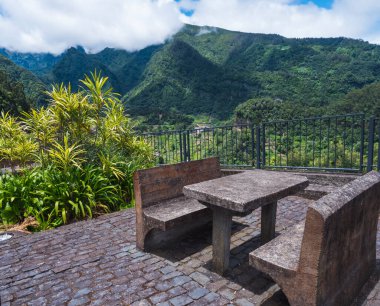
left=133, top=157, right=221, bottom=251
left=249, top=171, right=380, bottom=306
left=297, top=183, right=336, bottom=200
left=295, top=172, right=358, bottom=200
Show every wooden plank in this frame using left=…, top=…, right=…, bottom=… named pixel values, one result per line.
left=212, top=208, right=232, bottom=274
left=261, top=201, right=277, bottom=244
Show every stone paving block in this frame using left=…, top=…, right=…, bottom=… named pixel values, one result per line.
left=149, top=292, right=169, bottom=304
left=138, top=287, right=157, bottom=299
left=172, top=275, right=192, bottom=286
left=206, top=279, right=229, bottom=292
left=160, top=265, right=176, bottom=275
left=67, top=296, right=90, bottom=306
left=161, top=271, right=182, bottom=280
left=26, top=296, right=47, bottom=306
left=73, top=288, right=92, bottom=298
left=219, top=288, right=236, bottom=300
left=155, top=280, right=175, bottom=292
left=131, top=299, right=152, bottom=306
left=188, top=287, right=209, bottom=300
left=167, top=286, right=187, bottom=298
left=182, top=281, right=200, bottom=291
left=0, top=196, right=378, bottom=305
left=143, top=270, right=162, bottom=281
left=169, top=294, right=194, bottom=306
left=156, top=302, right=170, bottom=306
left=189, top=271, right=211, bottom=286
left=235, top=298, right=255, bottom=306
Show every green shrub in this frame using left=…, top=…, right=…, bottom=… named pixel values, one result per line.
left=0, top=170, right=42, bottom=225
left=0, top=71, right=154, bottom=230
left=32, top=165, right=123, bottom=229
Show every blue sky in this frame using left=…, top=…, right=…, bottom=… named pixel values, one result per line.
left=293, top=0, right=334, bottom=9
left=178, top=1, right=334, bottom=17
left=177, top=0, right=335, bottom=14
left=0, top=0, right=379, bottom=54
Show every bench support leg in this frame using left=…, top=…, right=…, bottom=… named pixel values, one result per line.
left=261, top=201, right=277, bottom=244
left=212, top=208, right=232, bottom=275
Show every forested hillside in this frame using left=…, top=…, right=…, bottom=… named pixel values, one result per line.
left=0, top=69, right=28, bottom=114
left=2, top=24, right=380, bottom=125
left=126, top=39, right=254, bottom=118
left=0, top=54, right=46, bottom=113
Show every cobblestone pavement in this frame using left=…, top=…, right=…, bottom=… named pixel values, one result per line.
left=1, top=196, right=379, bottom=306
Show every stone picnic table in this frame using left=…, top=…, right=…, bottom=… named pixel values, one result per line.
left=183, top=170, right=309, bottom=274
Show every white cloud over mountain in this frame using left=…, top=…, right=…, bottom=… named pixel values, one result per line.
left=0, top=0, right=380, bottom=54
left=182, top=0, right=380, bottom=44
left=0, top=0, right=183, bottom=54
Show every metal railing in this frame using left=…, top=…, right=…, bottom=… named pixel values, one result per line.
left=141, top=113, right=380, bottom=173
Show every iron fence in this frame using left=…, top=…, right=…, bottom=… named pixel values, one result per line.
left=140, top=113, right=380, bottom=173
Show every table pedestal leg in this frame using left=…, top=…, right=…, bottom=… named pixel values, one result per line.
left=261, top=201, right=277, bottom=244
left=212, top=208, right=232, bottom=274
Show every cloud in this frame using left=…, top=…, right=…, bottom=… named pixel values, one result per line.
left=0, top=0, right=183, bottom=54
left=181, top=0, right=380, bottom=44
left=196, top=27, right=218, bottom=36
left=1, top=0, right=380, bottom=54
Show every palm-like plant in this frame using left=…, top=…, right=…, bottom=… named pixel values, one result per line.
left=48, top=135, right=86, bottom=172
left=48, top=84, right=93, bottom=144
left=22, top=107, right=57, bottom=166
left=0, top=112, right=23, bottom=137
left=22, top=107, right=57, bottom=149
left=0, top=71, right=154, bottom=230
left=81, top=70, right=118, bottom=112
left=98, top=152, right=126, bottom=181
left=0, top=112, right=37, bottom=170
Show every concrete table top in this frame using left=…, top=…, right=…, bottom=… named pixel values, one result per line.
left=183, top=170, right=309, bottom=213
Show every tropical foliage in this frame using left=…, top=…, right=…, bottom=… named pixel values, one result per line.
left=0, top=54, right=46, bottom=112
left=0, top=72, right=153, bottom=230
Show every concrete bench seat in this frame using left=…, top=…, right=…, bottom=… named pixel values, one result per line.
left=294, top=172, right=358, bottom=200
left=297, top=183, right=336, bottom=200
left=250, top=171, right=380, bottom=306
left=134, top=157, right=221, bottom=251
left=252, top=221, right=305, bottom=274
left=143, top=195, right=209, bottom=231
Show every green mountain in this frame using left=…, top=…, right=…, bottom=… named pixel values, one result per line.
left=172, top=26, right=380, bottom=118
left=0, top=48, right=61, bottom=78
left=48, top=47, right=122, bottom=92
left=127, top=25, right=380, bottom=120
left=2, top=25, right=380, bottom=122
left=0, top=69, right=28, bottom=114
left=126, top=39, right=255, bottom=118
left=2, top=46, right=163, bottom=95
left=0, top=54, right=46, bottom=113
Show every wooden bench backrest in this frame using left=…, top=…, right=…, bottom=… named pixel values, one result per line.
left=298, top=171, right=380, bottom=305
left=134, top=157, right=221, bottom=208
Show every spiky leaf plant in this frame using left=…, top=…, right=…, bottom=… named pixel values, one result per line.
left=0, top=72, right=154, bottom=230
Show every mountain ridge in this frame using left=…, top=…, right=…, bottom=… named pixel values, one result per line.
left=2, top=24, right=380, bottom=122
